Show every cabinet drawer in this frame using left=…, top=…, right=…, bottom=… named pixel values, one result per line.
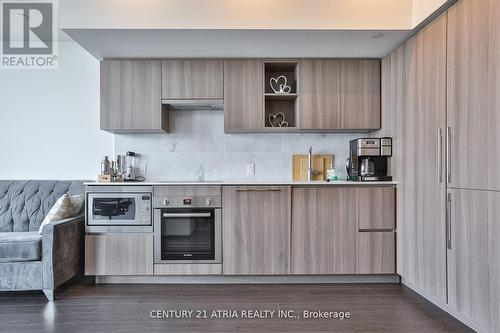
left=357, top=187, right=395, bottom=230
left=356, top=231, right=395, bottom=274
left=85, top=234, right=153, bottom=276
left=154, top=264, right=222, bottom=275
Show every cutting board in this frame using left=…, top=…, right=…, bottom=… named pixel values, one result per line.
left=292, top=154, right=334, bottom=181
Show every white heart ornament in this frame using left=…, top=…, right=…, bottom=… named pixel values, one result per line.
left=270, top=75, right=290, bottom=94
left=268, top=112, right=286, bottom=127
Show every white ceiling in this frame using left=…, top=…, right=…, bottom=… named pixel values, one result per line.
left=63, top=29, right=411, bottom=59
left=60, top=0, right=453, bottom=59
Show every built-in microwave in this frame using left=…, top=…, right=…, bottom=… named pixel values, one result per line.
left=86, top=188, right=152, bottom=232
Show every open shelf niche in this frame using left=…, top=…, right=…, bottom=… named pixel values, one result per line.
left=264, top=62, right=298, bottom=129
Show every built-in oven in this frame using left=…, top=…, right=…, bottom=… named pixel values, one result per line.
left=86, top=186, right=153, bottom=233
left=154, top=192, right=221, bottom=264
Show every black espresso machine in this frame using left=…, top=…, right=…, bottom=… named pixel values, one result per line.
left=346, top=137, right=392, bottom=181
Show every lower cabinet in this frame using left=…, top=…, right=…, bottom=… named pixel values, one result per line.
left=291, top=187, right=395, bottom=274
left=85, top=233, right=153, bottom=276
left=447, top=189, right=500, bottom=333
left=222, top=186, right=291, bottom=275
left=356, top=232, right=395, bottom=274
left=154, top=264, right=222, bottom=275
left=291, top=187, right=357, bottom=274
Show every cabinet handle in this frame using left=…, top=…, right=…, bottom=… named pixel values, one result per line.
left=447, top=192, right=452, bottom=250
left=446, top=126, right=451, bottom=184
left=236, top=187, right=282, bottom=192
left=437, top=128, right=443, bottom=183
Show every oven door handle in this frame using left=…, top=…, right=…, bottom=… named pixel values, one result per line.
left=162, top=212, right=212, bottom=218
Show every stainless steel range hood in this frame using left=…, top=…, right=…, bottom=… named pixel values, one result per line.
left=162, top=99, right=223, bottom=111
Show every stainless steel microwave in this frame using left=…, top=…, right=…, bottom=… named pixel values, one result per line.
left=87, top=192, right=152, bottom=227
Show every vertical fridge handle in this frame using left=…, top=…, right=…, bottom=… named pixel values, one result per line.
left=446, top=127, right=451, bottom=185
left=437, top=128, right=443, bottom=183
left=447, top=192, right=452, bottom=250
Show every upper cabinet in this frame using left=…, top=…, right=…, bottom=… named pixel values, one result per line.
left=340, top=60, right=381, bottom=130
left=100, top=60, right=168, bottom=133
left=100, top=58, right=381, bottom=134
left=298, top=59, right=381, bottom=131
left=447, top=0, right=500, bottom=191
left=223, top=60, right=264, bottom=132
left=298, top=60, right=341, bottom=129
left=161, top=60, right=223, bottom=99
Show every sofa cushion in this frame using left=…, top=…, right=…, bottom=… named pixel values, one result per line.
left=0, top=232, right=42, bottom=262
left=0, top=180, right=86, bottom=232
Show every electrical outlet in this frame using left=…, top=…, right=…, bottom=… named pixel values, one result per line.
left=246, top=163, right=255, bottom=175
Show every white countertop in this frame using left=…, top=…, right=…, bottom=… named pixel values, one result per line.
left=84, top=180, right=397, bottom=186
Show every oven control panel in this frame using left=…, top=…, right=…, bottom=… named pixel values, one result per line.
left=154, top=195, right=221, bottom=208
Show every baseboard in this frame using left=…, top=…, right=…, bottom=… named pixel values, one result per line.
left=95, top=274, right=400, bottom=284
left=401, top=277, right=483, bottom=333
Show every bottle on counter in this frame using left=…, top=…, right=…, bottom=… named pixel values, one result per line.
left=101, top=156, right=111, bottom=175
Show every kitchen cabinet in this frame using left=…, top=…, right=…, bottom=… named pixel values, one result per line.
left=161, top=60, right=223, bottom=99
left=298, top=59, right=380, bottom=131
left=222, top=186, right=290, bottom=275
left=447, top=189, right=500, bottom=333
left=298, top=60, right=341, bottom=129
left=100, top=60, right=168, bottom=133
left=223, top=60, right=264, bottom=132
left=340, top=59, right=381, bottom=130
left=154, top=264, right=222, bottom=275
left=391, top=13, right=448, bottom=302
left=85, top=234, right=153, bottom=276
left=447, top=0, right=500, bottom=191
left=291, top=187, right=357, bottom=274
left=291, top=187, right=395, bottom=275
left=356, top=232, right=395, bottom=274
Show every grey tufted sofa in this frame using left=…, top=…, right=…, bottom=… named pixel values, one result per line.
left=0, top=180, right=86, bottom=301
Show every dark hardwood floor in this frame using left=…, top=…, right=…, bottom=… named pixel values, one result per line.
left=0, top=280, right=473, bottom=333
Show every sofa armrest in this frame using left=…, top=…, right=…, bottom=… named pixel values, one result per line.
left=42, top=214, right=85, bottom=290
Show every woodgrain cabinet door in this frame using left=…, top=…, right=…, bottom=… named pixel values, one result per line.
left=355, top=187, right=395, bottom=274
left=340, top=59, right=381, bottom=130
left=100, top=60, right=167, bottom=133
left=392, top=13, right=448, bottom=303
left=161, top=60, right=223, bottom=99
left=447, top=0, right=500, bottom=191
left=291, top=187, right=357, bottom=274
left=291, top=187, right=395, bottom=275
left=223, top=61, right=263, bottom=132
left=356, top=232, right=395, bottom=274
left=447, top=189, right=500, bottom=333
left=298, top=60, right=341, bottom=129
left=222, top=186, right=290, bottom=275
left=85, top=234, right=153, bottom=276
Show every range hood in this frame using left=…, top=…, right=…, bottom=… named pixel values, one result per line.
left=162, top=99, right=224, bottom=111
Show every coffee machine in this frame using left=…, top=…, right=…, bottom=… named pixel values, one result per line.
left=346, top=138, right=392, bottom=181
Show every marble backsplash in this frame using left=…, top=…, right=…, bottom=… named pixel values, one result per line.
left=114, top=110, right=364, bottom=181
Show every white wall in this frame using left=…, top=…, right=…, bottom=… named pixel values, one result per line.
left=115, top=111, right=361, bottom=182
left=0, top=41, right=113, bottom=180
